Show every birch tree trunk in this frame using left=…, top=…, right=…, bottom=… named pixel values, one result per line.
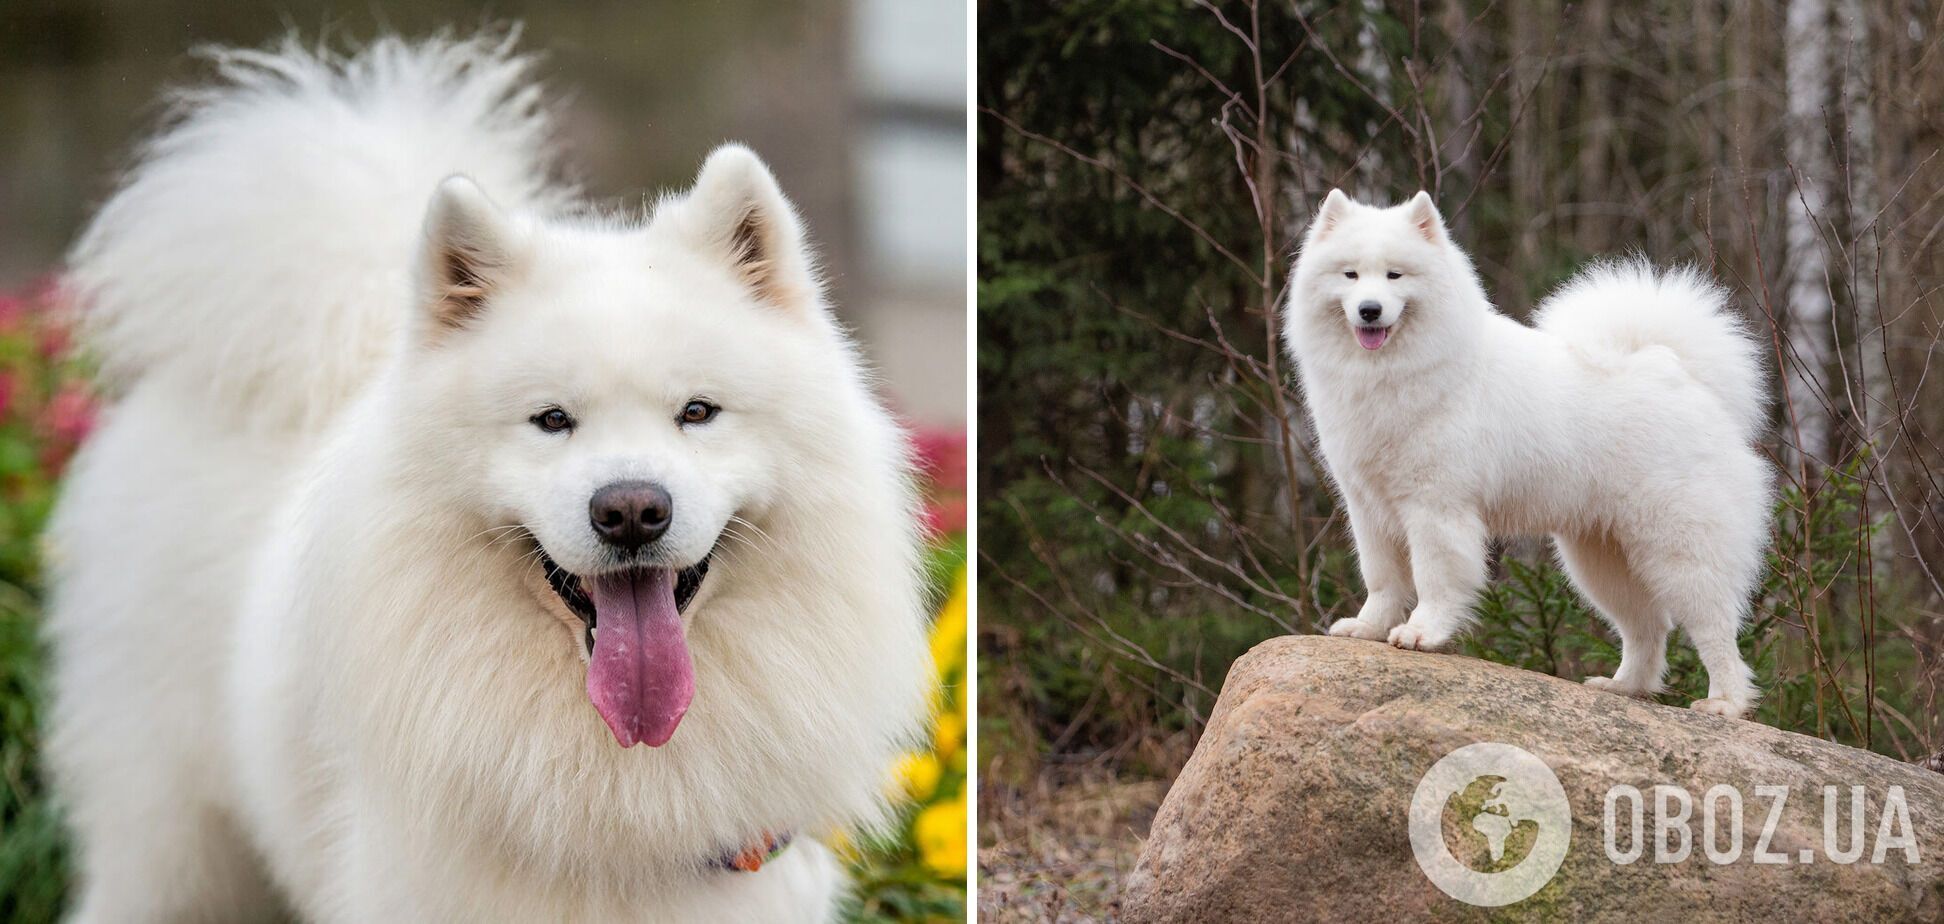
left=1783, top=0, right=1835, bottom=475
left=1840, top=0, right=1887, bottom=443
left=1839, top=0, right=1893, bottom=565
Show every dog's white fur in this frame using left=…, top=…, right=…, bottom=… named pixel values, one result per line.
left=1284, top=189, right=1771, bottom=718
left=46, top=34, right=930, bottom=922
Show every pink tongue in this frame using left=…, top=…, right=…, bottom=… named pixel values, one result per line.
left=586, top=570, right=693, bottom=748
left=1355, top=326, right=1390, bottom=350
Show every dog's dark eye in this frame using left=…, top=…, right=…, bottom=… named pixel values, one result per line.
left=679, top=400, right=719, bottom=426
left=1386, top=270, right=1403, bottom=280
left=1343, top=271, right=1359, bottom=280
left=531, top=408, right=575, bottom=433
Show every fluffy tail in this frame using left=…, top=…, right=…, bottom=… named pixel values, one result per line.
left=1535, top=259, right=1768, bottom=440
left=66, top=31, right=572, bottom=431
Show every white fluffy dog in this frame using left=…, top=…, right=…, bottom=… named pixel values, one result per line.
left=1283, top=189, right=1771, bottom=718
left=45, top=35, right=932, bottom=922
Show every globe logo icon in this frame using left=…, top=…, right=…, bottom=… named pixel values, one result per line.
left=1446, top=774, right=1542, bottom=871
left=1409, top=743, right=1572, bottom=906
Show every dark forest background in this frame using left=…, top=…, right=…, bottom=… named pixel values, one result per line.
left=978, top=0, right=1944, bottom=912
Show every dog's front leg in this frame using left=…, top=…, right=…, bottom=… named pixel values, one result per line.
left=1389, top=509, right=1486, bottom=651
left=1327, top=500, right=1414, bottom=641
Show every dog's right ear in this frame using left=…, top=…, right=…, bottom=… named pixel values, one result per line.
left=1310, top=188, right=1353, bottom=240
left=417, top=176, right=520, bottom=334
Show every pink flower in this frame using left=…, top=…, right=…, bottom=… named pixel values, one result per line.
left=27, top=273, right=68, bottom=310
left=911, top=427, right=967, bottom=488
left=922, top=497, right=967, bottom=537
left=46, top=385, right=97, bottom=444
left=0, top=294, right=24, bottom=334
left=38, top=322, right=71, bottom=360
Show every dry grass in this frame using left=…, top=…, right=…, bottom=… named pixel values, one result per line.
left=976, top=770, right=1170, bottom=923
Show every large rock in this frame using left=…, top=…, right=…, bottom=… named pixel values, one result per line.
left=1123, top=636, right=1944, bottom=922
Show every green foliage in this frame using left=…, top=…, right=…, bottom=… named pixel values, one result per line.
left=1464, top=555, right=1611, bottom=678
left=0, top=583, right=64, bottom=924
left=845, top=538, right=969, bottom=923
left=846, top=862, right=967, bottom=924
left=979, top=0, right=1409, bottom=772
left=0, top=288, right=89, bottom=924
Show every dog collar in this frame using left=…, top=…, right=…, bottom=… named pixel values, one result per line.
left=711, top=831, right=793, bottom=873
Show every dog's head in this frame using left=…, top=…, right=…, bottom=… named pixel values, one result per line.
left=397, top=145, right=838, bottom=748
left=1288, top=189, right=1476, bottom=357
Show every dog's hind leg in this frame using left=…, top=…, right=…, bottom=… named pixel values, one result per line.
left=1555, top=533, right=1668, bottom=698
left=1628, top=541, right=1759, bottom=719
left=1681, top=609, right=1759, bottom=718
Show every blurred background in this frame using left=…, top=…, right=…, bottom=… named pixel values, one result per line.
left=0, top=0, right=965, bottom=423
left=979, top=0, right=1944, bottom=918
left=0, top=2, right=966, bottom=922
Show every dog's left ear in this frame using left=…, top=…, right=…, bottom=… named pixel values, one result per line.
left=1405, top=191, right=1448, bottom=245
left=417, top=176, right=523, bottom=335
left=673, top=144, right=819, bottom=312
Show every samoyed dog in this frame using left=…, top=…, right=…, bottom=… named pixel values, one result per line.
left=45, top=35, right=932, bottom=922
left=1283, top=189, right=1771, bottom=718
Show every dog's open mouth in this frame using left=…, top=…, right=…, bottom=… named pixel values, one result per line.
left=1355, top=325, right=1392, bottom=350
left=538, top=547, right=711, bottom=749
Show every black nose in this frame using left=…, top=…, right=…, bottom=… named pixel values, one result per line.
left=589, top=480, right=672, bottom=550
left=1358, top=301, right=1383, bottom=323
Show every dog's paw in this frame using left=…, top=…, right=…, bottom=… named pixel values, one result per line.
left=1583, top=676, right=1654, bottom=700
left=1387, top=622, right=1451, bottom=651
left=1689, top=697, right=1751, bottom=719
left=1327, top=618, right=1388, bottom=641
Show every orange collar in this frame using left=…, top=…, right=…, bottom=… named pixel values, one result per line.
left=713, top=831, right=792, bottom=873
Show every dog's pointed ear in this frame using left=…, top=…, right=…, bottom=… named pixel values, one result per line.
left=1310, top=188, right=1353, bottom=240
left=1405, top=190, right=1448, bottom=244
left=671, top=144, right=818, bottom=312
left=418, top=176, right=520, bottom=333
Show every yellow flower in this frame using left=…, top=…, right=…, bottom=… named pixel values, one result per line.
left=824, top=827, right=859, bottom=862
left=913, top=797, right=967, bottom=878
left=933, top=710, right=964, bottom=758
left=893, top=751, right=942, bottom=801
left=929, top=570, right=967, bottom=676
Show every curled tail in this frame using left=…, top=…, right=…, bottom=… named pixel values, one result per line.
left=66, top=31, right=573, bottom=432
left=1535, top=259, right=1769, bottom=440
